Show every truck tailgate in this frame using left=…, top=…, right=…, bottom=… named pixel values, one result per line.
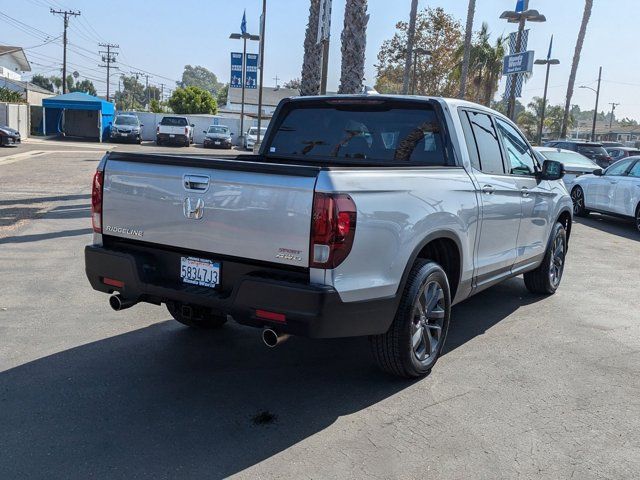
left=101, top=153, right=319, bottom=267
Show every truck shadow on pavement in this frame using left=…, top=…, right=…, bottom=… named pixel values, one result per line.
left=0, top=278, right=541, bottom=479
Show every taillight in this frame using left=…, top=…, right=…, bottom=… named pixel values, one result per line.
left=91, top=170, right=103, bottom=233
left=156, top=126, right=159, bottom=133
left=310, top=193, right=357, bottom=269
left=185, top=127, right=189, bottom=135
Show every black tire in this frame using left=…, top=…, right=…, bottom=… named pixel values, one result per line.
left=369, top=260, right=451, bottom=378
left=635, top=203, right=640, bottom=233
left=166, top=301, right=227, bottom=329
left=156, top=138, right=162, bottom=146
left=523, top=222, right=567, bottom=295
left=571, top=186, right=589, bottom=217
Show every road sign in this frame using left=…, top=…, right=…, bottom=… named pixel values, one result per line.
left=230, top=52, right=243, bottom=88
left=245, top=53, right=259, bottom=89
left=503, top=51, right=534, bottom=75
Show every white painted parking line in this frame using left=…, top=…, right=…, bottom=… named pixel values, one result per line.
left=0, top=150, right=102, bottom=166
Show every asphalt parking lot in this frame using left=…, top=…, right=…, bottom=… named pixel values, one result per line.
left=1, top=139, right=639, bottom=479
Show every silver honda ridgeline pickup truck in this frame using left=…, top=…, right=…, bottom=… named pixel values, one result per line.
left=86, top=95, right=572, bottom=378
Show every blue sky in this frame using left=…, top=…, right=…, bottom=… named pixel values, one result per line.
left=2, top=0, right=639, bottom=122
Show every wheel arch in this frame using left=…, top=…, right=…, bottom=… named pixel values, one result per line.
left=398, top=231, right=463, bottom=302
left=557, top=208, right=572, bottom=245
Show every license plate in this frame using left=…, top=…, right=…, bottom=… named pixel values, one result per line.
left=120, top=133, right=128, bottom=136
left=180, top=257, right=220, bottom=288
left=215, top=141, right=221, bottom=145
left=170, top=134, right=175, bottom=138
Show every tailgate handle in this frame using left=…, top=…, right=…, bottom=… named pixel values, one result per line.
left=183, top=175, right=210, bottom=191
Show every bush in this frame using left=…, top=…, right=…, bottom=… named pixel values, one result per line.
left=168, top=86, right=217, bottom=114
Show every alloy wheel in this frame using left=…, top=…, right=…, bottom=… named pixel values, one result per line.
left=411, top=281, right=446, bottom=364
left=549, top=234, right=565, bottom=288
left=571, top=187, right=584, bottom=215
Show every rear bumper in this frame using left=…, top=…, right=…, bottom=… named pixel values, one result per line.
left=157, top=133, right=188, bottom=143
left=85, top=243, right=396, bottom=338
left=0, top=135, right=20, bottom=145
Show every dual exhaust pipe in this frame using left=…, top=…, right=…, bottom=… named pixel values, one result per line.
left=109, top=295, right=289, bottom=348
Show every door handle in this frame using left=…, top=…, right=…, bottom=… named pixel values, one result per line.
left=521, top=187, right=530, bottom=197
left=482, top=185, right=495, bottom=194
left=183, top=174, right=210, bottom=191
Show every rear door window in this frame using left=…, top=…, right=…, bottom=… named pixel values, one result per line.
left=266, top=100, right=451, bottom=166
left=161, top=117, right=188, bottom=127
left=462, top=110, right=505, bottom=174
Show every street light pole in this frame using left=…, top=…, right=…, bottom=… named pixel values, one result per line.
left=499, top=4, right=546, bottom=121
left=580, top=68, right=602, bottom=142
left=256, top=0, right=267, bottom=147
left=230, top=31, right=260, bottom=144
left=534, top=37, right=559, bottom=144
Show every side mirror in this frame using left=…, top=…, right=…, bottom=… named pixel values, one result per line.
left=230, top=132, right=234, bottom=136
left=203, top=130, right=207, bottom=134
left=140, top=124, right=144, bottom=127
left=593, top=168, right=604, bottom=176
left=191, top=124, right=195, bottom=127
left=538, top=160, right=565, bottom=181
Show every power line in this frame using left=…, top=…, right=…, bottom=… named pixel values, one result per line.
left=50, top=8, right=81, bottom=94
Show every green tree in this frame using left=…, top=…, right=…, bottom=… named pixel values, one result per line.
left=149, top=99, right=163, bottom=113
left=0, top=87, right=24, bottom=103
left=283, top=78, right=301, bottom=90
left=178, top=65, right=222, bottom=95
left=216, top=83, right=228, bottom=106
left=453, top=23, right=505, bottom=106
left=339, top=0, right=369, bottom=94
left=30, top=74, right=54, bottom=92
left=113, top=75, right=145, bottom=110
left=70, top=79, right=97, bottom=96
left=168, top=86, right=217, bottom=114
left=376, top=7, right=463, bottom=96
left=517, top=110, right=538, bottom=141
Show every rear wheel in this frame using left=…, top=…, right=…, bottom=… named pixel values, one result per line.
left=635, top=204, right=640, bottom=233
left=571, top=186, right=589, bottom=217
left=369, top=260, right=451, bottom=378
left=156, top=138, right=162, bottom=146
left=524, top=221, right=567, bottom=295
left=166, top=301, right=227, bottom=329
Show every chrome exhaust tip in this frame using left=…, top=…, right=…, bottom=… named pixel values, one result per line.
left=262, top=328, right=289, bottom=348
left=109, top=294, right=136, bottom=311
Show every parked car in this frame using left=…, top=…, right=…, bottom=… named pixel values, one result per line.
left=203, top=125, right=233, bottom=149
left=601, top=141, right=624, bottom=148
left=85, top=95, right=572, bottom=378
left=244, top=126, right=267, bottom=150
left=109, top=114, right=143, bottom=144
left=543, top=140, right=612, bottom=168
left=156, top=116, right=194, bottom=147
left=0, top=125, right=21, bottom=146
left=605, top=146, right=640, bottom=163
left=534, top=147, right=600, bottom=189
left=570, top=156, right=640, bottom=232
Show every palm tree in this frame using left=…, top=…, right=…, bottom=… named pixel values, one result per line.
left=458, top=0, right=476, bottom=99
left=401, top=0, right=419, bottom=94
left=300, top=0, right=322, bottom=96
left=338, top=0, right=369, bottom=94
left=561, top=0, right=593, bottom=138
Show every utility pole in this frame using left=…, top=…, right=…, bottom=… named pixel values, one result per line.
left=608, top=102, right=620, bottom=129
left=50, top=8, right=81, bottom=94
left=272, top=74, right=280, bottom=89
left=256, top=0, right=267, bottom=146
left=318, top=0, right=332, bottom=95
left=98, top=43, right=119, bottom=102
left=130, top=71, right=146, bottom=109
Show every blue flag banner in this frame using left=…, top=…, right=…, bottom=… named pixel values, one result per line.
left=230, top=52, right=243, bottom=88
left=241, top=10, right=247, bottom=35
left=245, top=53, right=259, bottom=89
left=515, top=0, right=528, bottom=13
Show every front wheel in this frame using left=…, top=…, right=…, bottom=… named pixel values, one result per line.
left=571, top=186, right=589, bottom=217
left=166, top=301, right=227, bottom=329
left=523, top=221, right=567, bottom=295
left=369, top=260, right=451, bottom=378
